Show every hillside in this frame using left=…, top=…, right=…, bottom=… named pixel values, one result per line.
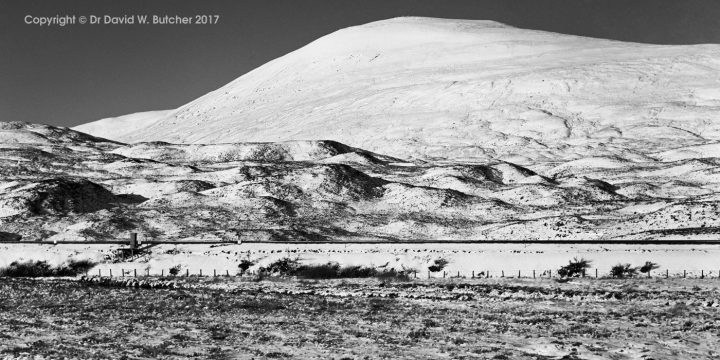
left=75, top=17, right=720, bottom=163
left=2, top=120, right=719, bottom=241
left=5, top=17, right=719, bottom=241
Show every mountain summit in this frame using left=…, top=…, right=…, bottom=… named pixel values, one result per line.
left=76, top=17, right=720, bottom=162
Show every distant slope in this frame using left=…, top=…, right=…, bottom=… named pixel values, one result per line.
left=74, top=17, right=720, bottom=162
left=4, top=120, right=720, bottom=241
left=73, top=110, right=172, bottom=141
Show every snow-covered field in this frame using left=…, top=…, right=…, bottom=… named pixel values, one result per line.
left=2, top=243, right=719, bottom=277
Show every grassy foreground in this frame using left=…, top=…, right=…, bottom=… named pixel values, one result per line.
left=1, top=277, right=719, bottom=359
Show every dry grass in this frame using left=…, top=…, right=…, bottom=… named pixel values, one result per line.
left=1, top=277, right=719, bottom=359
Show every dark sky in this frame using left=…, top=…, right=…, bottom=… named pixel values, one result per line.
left=2, top=0, right=720, bottom=128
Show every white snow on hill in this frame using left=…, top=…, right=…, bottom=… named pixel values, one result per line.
left=74, top=17, right=720, bottom=162
left=9, top=17, right=715, bottom=241
left=74, top=110, right=172, bottom=141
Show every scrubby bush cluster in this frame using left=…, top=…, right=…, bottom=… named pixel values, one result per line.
left=238, top=259, right=255, bottom=275
left=428, top=258, right=449, bottom=273
left=257, top=258, right=412, bottom=279
left=0, top=259, right=96, bottom=277
left=168, top=264, right=182, bottom=276
left=610, top=261, right=660, bottom=278
left=259, top=257, right=300, bottom=275
left=639, top=261, right=660, bottom=274
left=557, top=257, right=591, bottom=278
left=611, top=263, right=638, bottom=278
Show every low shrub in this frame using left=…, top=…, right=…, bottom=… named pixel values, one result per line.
left=238, top=259, right=254, bottom=275
left=0, top=259, right=96, bottom=277
left=0, top=260, right=52, bottom=277
left=258, top=257, right=301, bottom=275
left=257, top=258, right=411, bottom=280
left=338, top=265, right=377, bottom=278
left=557, top=257, right=592, bottom=278
left=375, top=268, right=412, bottom=281
left=295, top=262, right=341, bottom=279
left=168, top=265, right=182, bottom=276
left=639, top=261, right=660, bottom=274
left=611, top=263, right=638, bottom=278
left=60, top=259, right=96, bottom=275
left=428, top=258, right=449, bottom=273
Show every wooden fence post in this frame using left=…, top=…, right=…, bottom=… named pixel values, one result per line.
left=186, top=269, right=189, bottom=277
left=227, top=270, right=230, bottom=277
left=472, top=271, right=475, bottom=279
left=701, top=270, right=704, bottom=279
left=533, top=270, right=535, bottom=279
left=684, top=270, right=686, bottom=278
left=666, top=269, right=669, bottom=278
left=109, top=269, right=112, bottom=277
left=200, top=269, right=203, bottom=277
left=443, top=271, right=446, bottom=279
left=501, top=270, right=504, bottom=278
left=98, top=269, right=101, bottom=277
left=121, top=268, right=124, bottom=277
left=214, top=269, right=217, bottom=277
left=134, top=269, right=137, bottom=277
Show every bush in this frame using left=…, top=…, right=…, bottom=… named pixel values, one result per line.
left=0, top=260, right=52, bottom=277
left=611, top=263, right=638, bottom=278
left=256, top=258, right=411, bottom=280
left=338, top=265, right=377, bottom=278
left=169, top=265, right=182, bottom=276
left=0, top=259, right=96, bottom=277
left=375, top=268, right=412, bottom=281
left=295, top=262, right=342, bottom=279
left=258, top=257, right=301, bottom=275
left=238, top=259, right=254, bottom=274
left=557, top=257, right=592, bottom=278
left=639, top=261, right=660, bottom=274
left=60, top=259, right=96, bottom=275
left=428, top=258, right=449, bottom=273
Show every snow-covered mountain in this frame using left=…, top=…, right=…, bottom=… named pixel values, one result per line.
left=76, top=17, right=720, bottom=163
left=5, top=17, right=719, bottom=241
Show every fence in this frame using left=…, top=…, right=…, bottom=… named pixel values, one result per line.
left=89, top=267, right=720, bottom=280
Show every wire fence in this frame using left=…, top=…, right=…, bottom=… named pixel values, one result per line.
left=89, top=268, right=720, bottom=280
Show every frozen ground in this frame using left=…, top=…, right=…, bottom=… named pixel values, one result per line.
left=2, top=243, right=719, bottom=278
left=1, top=276, right=720, bottom=359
